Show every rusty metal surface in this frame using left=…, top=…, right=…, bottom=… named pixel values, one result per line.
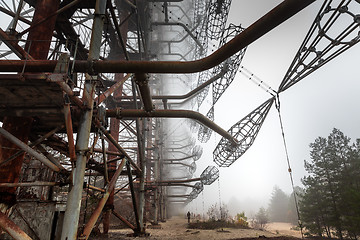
left=3, top=203, right=57, bottom=240
left=0, top=211, right=32, bottom=240
left=81, top=158, right=127, bottom=239
left=0, top=117, right=33, bottom=206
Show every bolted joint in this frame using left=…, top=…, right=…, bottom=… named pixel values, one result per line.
left=134, top=73, right=154, bottom=112
left=134, top=73, right=149, bottom=85
left=115, top=107, right=122, bottom=119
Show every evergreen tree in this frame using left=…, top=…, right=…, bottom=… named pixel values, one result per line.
left=268, top=185, right=289, bottom=222
left=255, top=207, right=269, bottom=229
left=300, top=128, right=360, bottom=239
left=287, top=186, right=303, bottom=225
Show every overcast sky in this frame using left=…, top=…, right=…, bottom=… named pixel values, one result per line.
left=188, top=0, right=360, bottom=217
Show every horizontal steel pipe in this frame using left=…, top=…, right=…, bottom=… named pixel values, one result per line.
left=0, top=0, right=315, bottom=74
left=152, top=70, right=225, bottom=100
left=107, top=109, right=238, bottom=145
left=0, top=181, right=59, bottom=187
left=154, top=178, right=201, bottom=184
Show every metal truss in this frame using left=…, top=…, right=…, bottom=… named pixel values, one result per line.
left=278, top=0, right=360, bottom=92
left=213, top=23, right=247, bottom=104
left=198, top=106, right=214, bottom=143
left=0, top=0, right=320, bottom=238
left=200, top=165, right=219, bottom=185
left=213, top=98, right=275, bottom=167
left=196, top=70, right=212, bottom=107
left=206, top=0, right=232, bottom=40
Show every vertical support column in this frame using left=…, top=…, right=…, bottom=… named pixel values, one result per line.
left=153, top=120, right=159, bottom=224
left=60, top=0, right=106, bottom=239
left=138, top=120, right=146, bottom=232
left=103, top=1, right=130, bottom=232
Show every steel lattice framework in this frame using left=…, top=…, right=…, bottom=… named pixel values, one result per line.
left=1, top=0, right=354, bottom=238
left=200, top=165, right=219, bottom=185
left=206, top=0, right=232, bottom=40
left=278, top=0, right=360, bottom=92
left=212, top=23, right=247, bottom=104
left=213, top=98, right=274, bottom=167
left=198, top=106, right=214, bottom=143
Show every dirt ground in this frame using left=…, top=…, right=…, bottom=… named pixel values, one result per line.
left=90, top=217, right=302, bottom=240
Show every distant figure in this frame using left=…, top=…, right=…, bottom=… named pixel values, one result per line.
left=187, top=211, right=191, bottom=223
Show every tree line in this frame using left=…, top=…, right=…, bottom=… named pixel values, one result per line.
left=261, top=128, right=360, bottom=239
left=300, top=128, right=360, bottom=239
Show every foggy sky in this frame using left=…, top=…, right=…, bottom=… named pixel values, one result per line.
left=188, top=0, right=360, bottom=217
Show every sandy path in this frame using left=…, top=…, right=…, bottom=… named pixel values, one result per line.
left=92, top=217, right=301, bottom=240
left=266, top=222, right=302, bottom=238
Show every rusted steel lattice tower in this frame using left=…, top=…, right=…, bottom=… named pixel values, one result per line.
left=0, top=0, right=317, bottom=239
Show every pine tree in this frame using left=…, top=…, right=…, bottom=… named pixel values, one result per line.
left=300, top=128, right=360, bottom=239
left=268, top=186, right=289, bottom=222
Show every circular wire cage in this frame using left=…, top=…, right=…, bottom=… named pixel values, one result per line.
left=200, top=165, right=219, bottom=185
left=213, top=24, right=246, bottom=105
left=206, top=0, right=232, bottom=40
left=213, top=98, right=274, bottom=167
left=198, top=106, right=214, bottom=143
left=192, top=145, right=203, bottom=161
left=193, top=182, right=204, bottom=194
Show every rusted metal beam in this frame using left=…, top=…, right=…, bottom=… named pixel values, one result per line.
left=64, top=104, right=76, bottom=162
left=93, top=148, right=124, bottom=156
left=87, top=184, right=106, bottom=193
left=106, top=109, right=238, bottom=145
left=0, top=211, right=32, bottom=240
left=81, top=158, right=127, bottom=239
left=0, top=0, right=315, bottom=74
left=17, top=0, right=84, bottom=37
left=0, top=6, right=32, bottom=25
left=52, top=79, right=85, bottom=109
left=112, top=210, right=136, bottom=230
left=0, top=127, right=60, bottom=172
left=0, top=181, right=59, bottom=187
left=0, top=125, right=63, bottom=168
left=95, top=73, right=131, bottom=105
left=126, top=161, right=141, bottom=232
left=107, top=0, right=130, bottom=60
left=155, top=178, right=201, bottom=184
left=0, top=28, right=34, bottom=60
left=34, top=144, right=66, bottom=171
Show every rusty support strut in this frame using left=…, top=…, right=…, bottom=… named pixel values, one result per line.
left=0, top=211, right=32, bottom=240
left=81, top=158, right=127, bottom=239
left=0, top=127, right=60, bottom=172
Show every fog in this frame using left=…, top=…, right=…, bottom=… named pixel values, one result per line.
left=187, top=0, right=360, bottom=218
